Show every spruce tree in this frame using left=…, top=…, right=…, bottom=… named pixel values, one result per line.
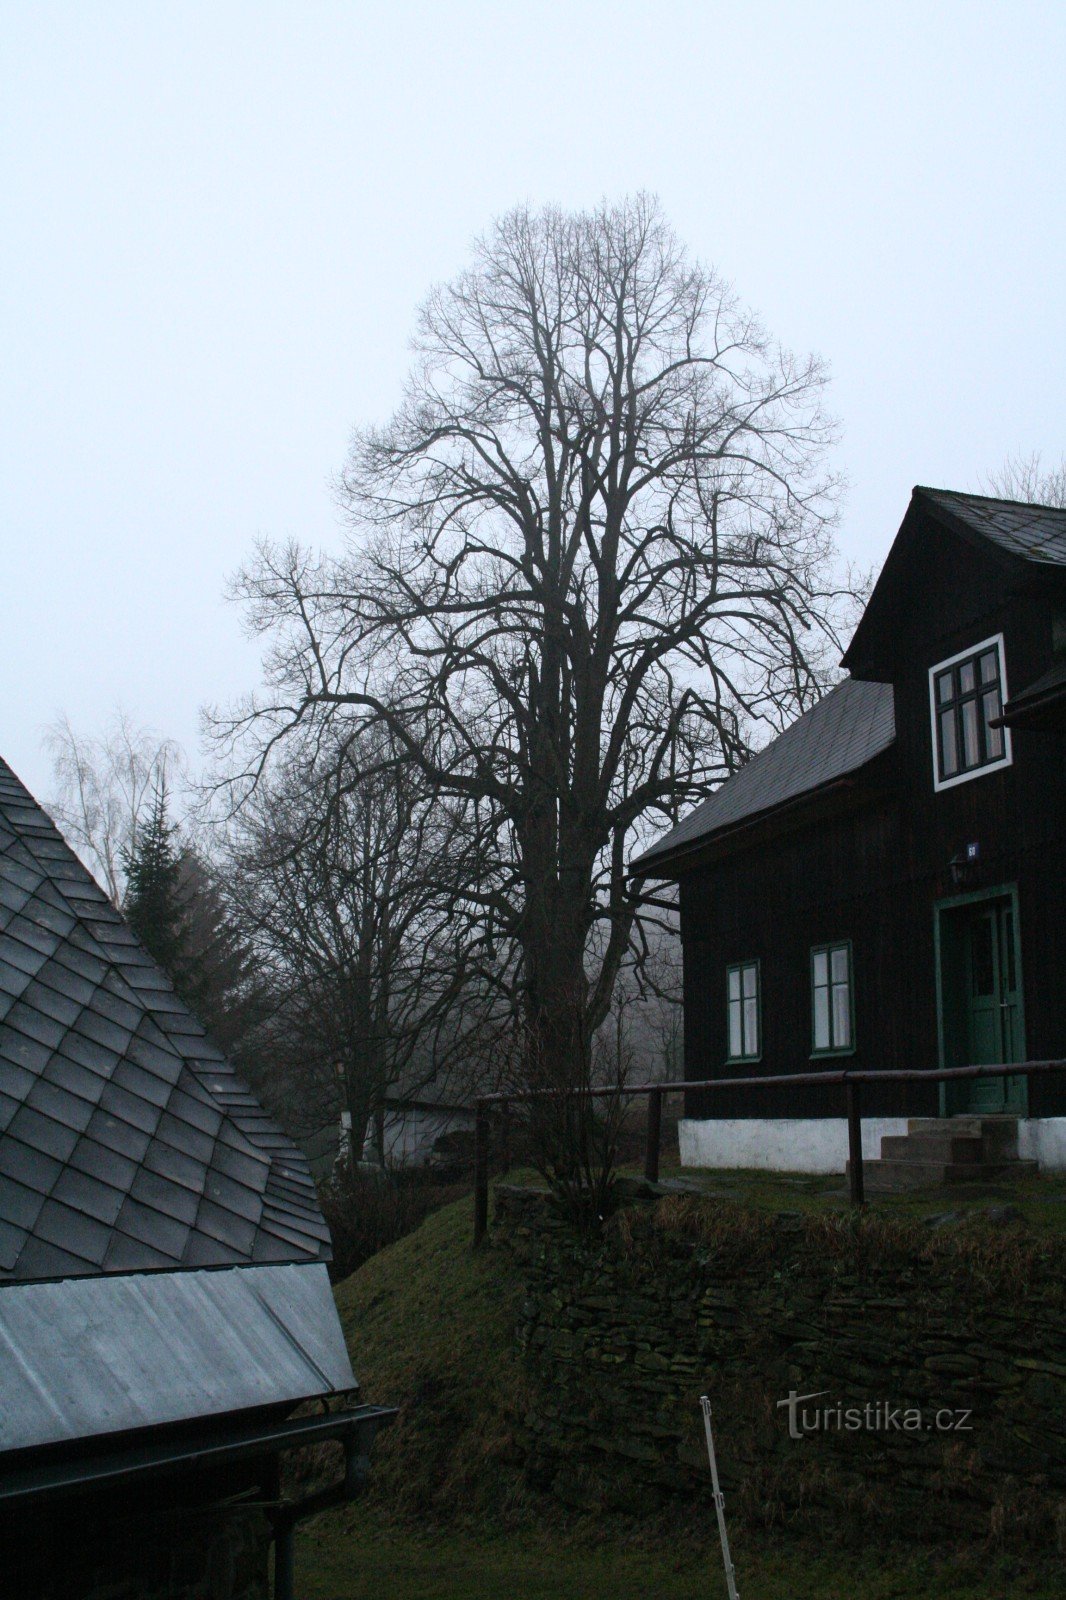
left=122, top=782, right=190, bottom=985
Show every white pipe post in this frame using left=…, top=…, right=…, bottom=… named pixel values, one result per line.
left=700, top=1395, right=739, bottom=1600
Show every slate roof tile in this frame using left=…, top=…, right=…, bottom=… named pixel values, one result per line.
left=921, top=488, right=1066, bottom=565
left=0, top=1175, right=49, bottom=1230
left=15, top=1237, right=96, bottom=1280
left=0, top=755, right=330, bottom=1282
left=66, top=1137, right=139, bottom=1192
left=0, top=1217, right=27, bottom=1271
left=112, top=1197, right=189, bottom=1261
left=7, top=1105, right=80, bottom=1164
left=33, top=1199, right=113, bottom=1266
left=51, top=1166, right=126, bottom=1227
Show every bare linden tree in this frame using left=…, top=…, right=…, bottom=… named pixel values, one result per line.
left=216, top=197, right=849, bottom=1200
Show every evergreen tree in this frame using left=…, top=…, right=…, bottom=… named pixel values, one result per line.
left=122, top=782, right=190, bottom=984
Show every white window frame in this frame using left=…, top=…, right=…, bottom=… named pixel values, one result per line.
left=928, top=632, right=1012, bottom=793
left=726, top=959, right=761, bottom=1063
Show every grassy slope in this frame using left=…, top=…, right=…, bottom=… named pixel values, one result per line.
left=297, top=1185, right=1064, bottom=1599
left=331, top=1192, right=532, bottom=1521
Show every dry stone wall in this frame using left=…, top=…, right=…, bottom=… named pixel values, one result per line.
left=495, top=1185, right=1066, bottom=1548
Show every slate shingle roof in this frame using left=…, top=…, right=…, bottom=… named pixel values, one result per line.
left=632, top=678, right=895, bottom=874
left=0, top=757, right=330, bottom=1282
left=919, top=488, right=1066, bottom=566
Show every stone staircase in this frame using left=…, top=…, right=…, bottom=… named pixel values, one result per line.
left=849, top=1116, right=1037, bottom=1195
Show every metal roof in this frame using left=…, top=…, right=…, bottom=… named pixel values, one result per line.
left=0, top=756, right=330, bottom=1280
left=919, top=488, right=1066, bottom=566
left=0, top=1261, right=355, bottom=1453
left=632, top=678, right=895, bottom=874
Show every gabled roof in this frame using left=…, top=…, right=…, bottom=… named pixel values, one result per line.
left=0, top=756, right=330, bottom=1282
left=632, top=678, right=895, bottom=876
left=843, top=487, right=1066, bottom=679
left=919, top=488, right=1066, bottom=566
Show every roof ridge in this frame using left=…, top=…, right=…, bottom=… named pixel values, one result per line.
left=915, top=485, right=1066, bottom=516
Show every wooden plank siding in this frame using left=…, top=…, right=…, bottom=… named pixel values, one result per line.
left=676, top=500, right=1066, bottom=1123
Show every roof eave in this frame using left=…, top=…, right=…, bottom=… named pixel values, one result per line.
left=630, top=772, right=868, bottom=881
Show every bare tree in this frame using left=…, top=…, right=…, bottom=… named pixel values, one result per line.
left=224, top=730, right=503, bottom=1160
left=45, top=710, right=185, bottom=906
left=216, top=196, right=847, bottom=1109
left=982, top=452, right=1066, bottom=509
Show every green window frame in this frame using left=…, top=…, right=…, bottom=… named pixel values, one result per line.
left=726, top=960, right=761, bottom=1063
left=810, top=941, right=854, bottom=1056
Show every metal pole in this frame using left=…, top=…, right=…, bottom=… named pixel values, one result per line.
left=644, top=1086, right=663, bottom=1183
left=473, top=1100, right=489, bottom=1246
left=846, top=1079, right=864, bottom=1206
left=700, top=1395, right=739, bottom=1600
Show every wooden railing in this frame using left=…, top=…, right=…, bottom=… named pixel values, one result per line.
left=472, top=1059, right=1066, bottom=1244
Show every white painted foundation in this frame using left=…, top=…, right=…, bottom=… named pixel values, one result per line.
left=678, top=1115, right=1066, bottom=1173
left=678, top=1117, right=907, bottom=1174
left=1017, top=1118, right=1066, bottom=1170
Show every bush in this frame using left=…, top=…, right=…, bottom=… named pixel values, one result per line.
left=320, top=1163, right=468, bottom=1282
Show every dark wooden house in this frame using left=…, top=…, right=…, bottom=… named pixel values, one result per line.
left=632, top=489, right=1066, bottom=1174
left=0, top=757, right=391, bottom=1599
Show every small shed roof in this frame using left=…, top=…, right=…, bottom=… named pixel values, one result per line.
left=0, top=756, right=330, bottom=1281
left=0, top=1261, right=354, bottom=1453
left=631, top=678, right=895, bottom=876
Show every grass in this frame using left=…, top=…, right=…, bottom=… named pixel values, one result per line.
left=638, top=1162, right=1066, bottom=1233
left=331, top=1191, right=531, bottom=1521
left=296, top=1506, right=1064, bottom=1599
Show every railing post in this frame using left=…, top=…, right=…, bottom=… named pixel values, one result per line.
left=473, top=1100, right=490, bottom=1247
left=645, top=1086, right=663, bottom=1184
left=500, top=1096, right=511, bottom=1175
left=846, top=1078, right=864, bottom=1206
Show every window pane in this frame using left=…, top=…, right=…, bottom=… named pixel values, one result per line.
left=980, top=650, right=998, bottom=685
left=832, top=982, right=851, bottom=1048
left=982, top=691, right=1003, bottom=758
left=936, top=670, right=954, bottom=704
left=728, top=1000, right=742, bottom=1058
left=813, top=950, right=828, bottom=988
left=743, top=996, right=758, bottom=1057
left=742, top=963, right=757, bottom=1000
left=940, top=710, right=958, bottom=776
left=830, top=945, right=848, bottom=984
left=813, top=986, right=830, bottom=1049
left=728, top=967, right=741, bottom=1002
left=959, top=660, right=976, bottom=694
left=961, top=698, right=980, bottom=767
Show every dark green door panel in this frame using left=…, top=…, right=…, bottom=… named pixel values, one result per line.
left=936, top=888, right=1027, bottom=1116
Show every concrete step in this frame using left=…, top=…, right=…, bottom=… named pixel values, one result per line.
left=907, top=1116, right=1019, bottom=1160
left=880, top=1133, right=984, bottom=1163
left=850, top=1156, right=1038, bottom=1195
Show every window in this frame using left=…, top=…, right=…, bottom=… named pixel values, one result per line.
left=928, top=634, right=1011, bottom=791
left=811, top=942, right=853, bottom=1055
left=726, top=960, right=760, bottom=1061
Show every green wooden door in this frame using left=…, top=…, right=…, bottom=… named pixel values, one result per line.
left=962, top=901, right=1025, bottom=1113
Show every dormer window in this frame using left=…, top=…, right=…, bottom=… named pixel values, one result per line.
left=929, top=633, right=1012, bottom=791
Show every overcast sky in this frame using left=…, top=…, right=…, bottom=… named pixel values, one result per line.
left=2, top=1, right=1063, bottom=803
